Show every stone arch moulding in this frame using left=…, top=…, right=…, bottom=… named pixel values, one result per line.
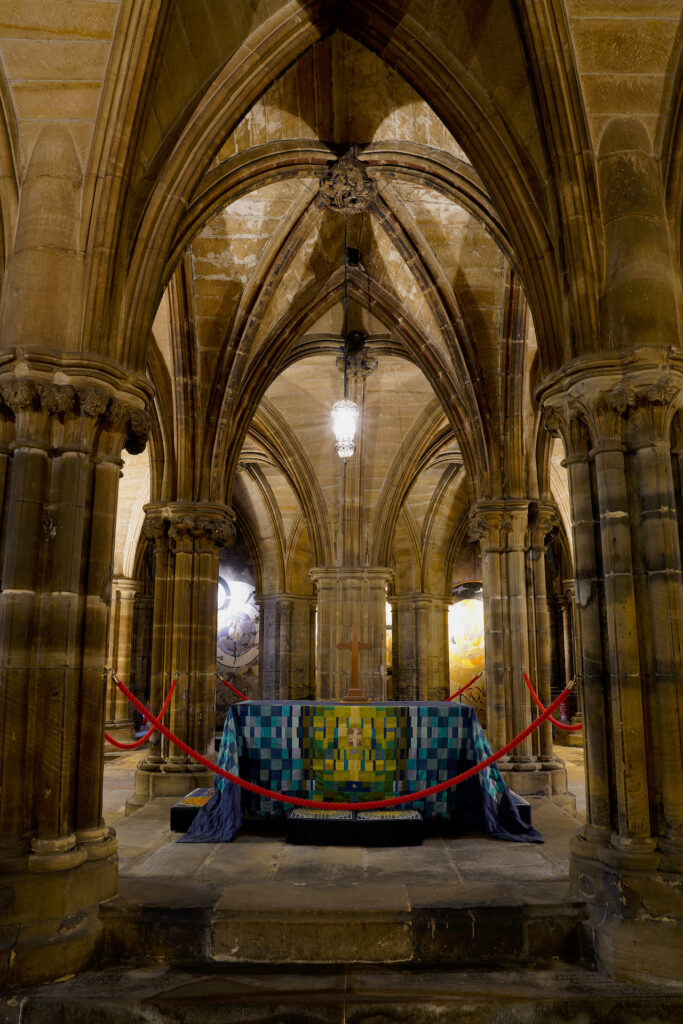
left=205, top=273, right=490, bottom=510
left=0, top=47, right=19, bottom=310
left=112, top=2, right=566, bottom=378
left=166, top=141, right=513, bottom=286
left=248, top=402, right=334, bottom=568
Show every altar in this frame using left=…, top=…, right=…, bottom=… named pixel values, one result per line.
left=181, top=701, right=543, bottom=844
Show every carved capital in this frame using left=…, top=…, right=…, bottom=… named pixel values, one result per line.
left=541, top=404, right=561, bottom=438
left=78, top=387, right=110, bottom=418
left=540, top=398, right=592, bottom=460
left=193, top=513, right=236, bottom=549
left=148, top=504, right=236, bottom=554
left=166, top=516, right=194, bottom=552
left=627, top=376, right=682, bottom=448
left=529, top=501, right=559, bottom=547
left=319, top=148, right=377, bottom=213
left=141, top=513, right=166, bottom=541
left=2, top=379, right=37, bottom=411
left=105, top=397, right=123, bottom=424
left=468, top=504, right=517, bottom=548
left=608, top=380, right=638, bottom=415
left=37, top=383, right=75, bottom=414
left=646, top=374, right=678, bottom=406
left=125, top=408, right=152, bottom=455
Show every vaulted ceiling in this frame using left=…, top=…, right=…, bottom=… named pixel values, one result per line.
left=41, top=1, right=672, bottom=597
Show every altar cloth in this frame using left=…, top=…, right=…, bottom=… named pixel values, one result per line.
left=181, top=701, right=543, bottom=844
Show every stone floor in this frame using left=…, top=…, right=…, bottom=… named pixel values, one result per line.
left=91, top=745, right=593, bottom=976
left=5, top=748, right=683, bottom=1022
left=102, top=745, right=587, bottom=897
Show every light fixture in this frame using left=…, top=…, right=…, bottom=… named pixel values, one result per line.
left=331, top=218, right=359, bottom=461
left=331, top=397, right=358, bottom=459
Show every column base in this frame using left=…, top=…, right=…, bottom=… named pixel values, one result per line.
left=104, top=721, right=135, bottom=749
left=570, top=833, right=683, bottom=986
left=126, top=765, right=214, bottom=813
left=0, top=835, right=118, bottom=989
left=553, top=726, right=584, bottom=748
left=500, top=763, right=574, bottom=812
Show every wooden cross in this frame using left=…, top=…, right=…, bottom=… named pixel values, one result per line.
left=337, top=623, right=372, bottom=704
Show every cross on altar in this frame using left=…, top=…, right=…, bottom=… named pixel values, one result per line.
left=337, top=623, right=372, bottom=703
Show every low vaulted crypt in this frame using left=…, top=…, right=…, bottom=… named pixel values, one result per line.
left=0, top=1, right=682, bottom=1012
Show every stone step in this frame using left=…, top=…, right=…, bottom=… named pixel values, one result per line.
left=99, top=877, right=589, bottom=970
left=6, top=964, right=683, bottom=1023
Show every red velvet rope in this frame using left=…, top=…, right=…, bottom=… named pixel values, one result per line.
left=114, top=675, right=574, bottom=810
left=104, top=679, right=178, bottom=749
left=445, top=671, right=482, bottom=702
left=523, top=672, right=583, bottom=732
left=219, top=676, right=248, bottom=700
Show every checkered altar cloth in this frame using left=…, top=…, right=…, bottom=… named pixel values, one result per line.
left=181, top=701, right=543, bottom=844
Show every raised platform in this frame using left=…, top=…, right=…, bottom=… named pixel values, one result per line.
left=101, top=793, right=580, bottom=974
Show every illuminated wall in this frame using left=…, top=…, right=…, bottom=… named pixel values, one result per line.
left=448, top=583, right=486, bottom=724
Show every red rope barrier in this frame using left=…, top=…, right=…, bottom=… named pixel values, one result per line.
left=104, top=679, right=178, bottom=750
left=114, top=675, right=574, bottom=811
left=219, top=676, right=248, bottom=700
left=523, top=672, right=583, bottom=732
left=445, top=671, right=482, bottom=702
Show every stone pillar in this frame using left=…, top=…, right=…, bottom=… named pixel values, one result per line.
left=542, top=362, right=683, bottom=985
left=545, top=406, right=612, bottom=837
left=469, top=499, right=566, bottom=798
left=561, top=580, right=583, bottom=726
left=527, top=503, right=558, bottom=766
left=129, top=503, right=235, bottom=810
left=392, top=592, right=450, bottom=700
left=309, top=567, right=392, bottom=700
left=0, top=369, right=151, bottom=988
left=626, top=384, right=683, bottom=852
left=130, top=591, right=153, bottom=703
left=259, top=592, right=316, bottom=699
left=393, top=595, right=418, bottom=701
left=105, top=577, right=141, bottom=743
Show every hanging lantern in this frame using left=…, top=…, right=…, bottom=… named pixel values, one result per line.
left=331, top=397, right=359, bottom=460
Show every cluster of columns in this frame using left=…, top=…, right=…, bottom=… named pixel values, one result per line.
left=104, top=577, right=141, bottom=742
left=0, top=364, right=151, bottom=986
left=129, top=502, right=235, bottom=808
left=542, top=361, right=683, bottom=982
left=310, top=567, right=392, bottom=700
left=391, top=592, right=451, bottom=701
left=468, top=499, right=565, bottom=796
left=259, top=591, right=316, bottom=700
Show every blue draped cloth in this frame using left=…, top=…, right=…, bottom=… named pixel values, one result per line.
left=181, top=701, right=543, bottom=844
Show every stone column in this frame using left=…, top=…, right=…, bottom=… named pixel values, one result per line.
left=130, top=590, right=153, bottom=702
left=469, top=501, right=532, bottom=764
left=590, top=386, right=653, bottom=849
left=544, top=405, right=612, bottom=838
left=561, top=580, right=582, bottom=726
left=393, top=594, right=418, bottom=701
left=526, top=502, right=558, bottom=766
left=392, top=592, right=450, bottom=700
left=469, top=499, right=566, bottom=797
left=130, top=502, right=235, bottom=809
left=105, top=577, right=141, bottom=743
left=626, top=382, right=683, bottom=855
left=309, top=567, right=392, bottom=700
left=542, top=361, right=683, bottom=985
left=0, top=369, right=152, bottom=987
left=259, top=592, right=316, bottom=700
